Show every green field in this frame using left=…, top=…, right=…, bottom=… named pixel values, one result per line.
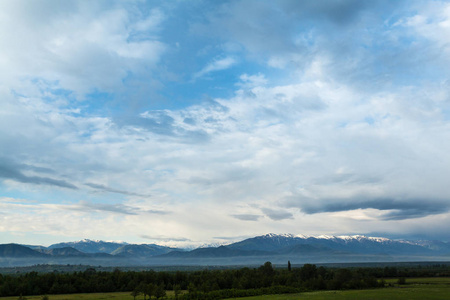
left=228, top=277, right=450, bottom=300
left=0, top=292, right=133, bottom=300
left=0, top=278, right=449, bottom=300
left=0, top=291, right=179, bottom=300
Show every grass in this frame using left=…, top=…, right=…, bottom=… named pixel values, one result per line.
left=0, top=278, right=449, bottom=299
left=0, top=292, right=134, bottom=300
left=0, top=292, right=138, bottom=300
left=0, top=291, right=179, bottom=300
left=228, top=277, right=450, bottom=300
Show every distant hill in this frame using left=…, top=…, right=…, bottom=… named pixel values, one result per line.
left=0, top=233, right=448, bottom=267
left=39, top=247, right=87, bottom=256
left=111, top=244, right=177, bottom=257
left=0, top=244, right=46, bottom=258
left=227, top=234, right=450, bottom=256
left=49, top=239, right=127, bottom=254
left=161, top=245, right=270, bottom=258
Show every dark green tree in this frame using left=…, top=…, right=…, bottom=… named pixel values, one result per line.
left=300, top=264, right=317, bottom=281
left=137, top=282, right=148, bottom=300
left=130, top=289, right=140, bottom=300
left=188, top=282, right=197, bottom=298
left=173, top=284, right=181, bottom=300
left=155, top=284, right=166, bottom=299
left=260, top=261, right=274, bottom=276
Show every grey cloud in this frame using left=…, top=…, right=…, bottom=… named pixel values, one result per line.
left=116, top=111, right=210, bottom=143
left=21, top=164, right=56, bottom=174
left=213, top=235, right=251, bottom=240
left=191, top=1, right=297, bottom=55
left=145, top=209, right=170, bottom=215
left=313, top=173, right=382, bottom=186
left=140, top=235, right=191, bottom=242
left=261, top=208, right=293, bottom=221
left=85, top=183, right=150, bottom=198
left=192, top=0, right=419, bottom=94
left=187, top=167, right=255, bottom=186
left=278, top=0, right=378, bottom=26
left=0, top=158, right=77, bottom=189
left=230, top=214, right=260, bottom=221
left=381, top=207, right=446, bottom=221
left=205, top=98, right=229, bottom=113
left=65, top=201, right=169, bottom=216
left=288, top=196, right=449, bottom=220
left=193, top=0, right=388, bottom=57
left=68, top=202, right=140, bottom=215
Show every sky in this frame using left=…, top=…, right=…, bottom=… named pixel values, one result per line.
left=1, top=0, right=450, bottom=247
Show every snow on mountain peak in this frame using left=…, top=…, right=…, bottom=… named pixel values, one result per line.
left=76, top=239, right=127, bottom=244
left=258, top=233, right=395, bottom=242
left=316, top=234, right=335, bottom=240
left=295, top=234, right=310, bottom=239
left=262, top=233, right=295, bottom=239
left=80, top=239, right=100, bottom=243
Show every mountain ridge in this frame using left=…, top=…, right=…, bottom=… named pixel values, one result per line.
left=1, top=233, right=448, bottom=267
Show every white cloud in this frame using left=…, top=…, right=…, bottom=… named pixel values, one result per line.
left=401, top=1, right=450, bottom=53
left=237, top=73, right=268, bottom=88
left=193, top=56, right=237, bottom=80
left=3, top=55, right=450, bottom=245
left=1, top=0, right=450, bottom=245
left=0, top=1, right=166, bottom=96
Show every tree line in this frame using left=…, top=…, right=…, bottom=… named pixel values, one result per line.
left=0, top=262, right=449, bottom=299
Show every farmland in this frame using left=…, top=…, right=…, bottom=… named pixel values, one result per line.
left=0, top=278, right=448, bottom=299
left=0, top=263, right=449, bottom=299
left=229, top=277, right=450, bottom=300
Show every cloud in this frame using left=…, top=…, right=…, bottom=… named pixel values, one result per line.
left=140, top=235, right=191, bottom=242
left=64, top=201, right=140, bottom=215
left=0, top=159, right=77, bottom=189
left=85, top=183, right=150, bottom=197
left=190, top=0, right=387, bottom=60
left=261, top=208, right=293, bottom=221
left=1, top=0, right=450, bottom=245
left=277, top=0, right=377, bottom=25
left=117, top=110, right=210, bottom=142
left=230, top=214, right=261, bottom=221
left=285, top=194, right=450, bottom=221
left=0, top=0, right=167, bottom=96
left=236, top=73, right=268, bottom=89
left=62, top=201, right=169, bottom=216
left=213, top=235, right=251, bottom=241
left=193, top=56, right=237, bottom=80
left=381, top=208, right=446, bottom=221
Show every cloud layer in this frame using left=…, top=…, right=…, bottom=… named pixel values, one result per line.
left=1, top=0, right=450, bottom=246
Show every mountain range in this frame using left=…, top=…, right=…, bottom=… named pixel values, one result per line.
left=1, top=234, right=449, bottom=267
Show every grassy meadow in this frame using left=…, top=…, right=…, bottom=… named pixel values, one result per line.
left=229, top=277, right=450, bottom=300
left=0, top=278, right=449, bottom=299
left=0, top=291, right=181, bottom=300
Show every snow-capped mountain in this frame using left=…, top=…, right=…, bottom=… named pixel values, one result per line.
left=48, top=239, right=128, bottom=254
left=1, top=233, right=448, bottom=267
left=227, top=233, right=450, bottom=256
left=227, top=233, right=302, bottom=252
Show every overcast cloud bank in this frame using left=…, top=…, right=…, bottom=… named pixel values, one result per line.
left=1, top=0, right=450, bottom=246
